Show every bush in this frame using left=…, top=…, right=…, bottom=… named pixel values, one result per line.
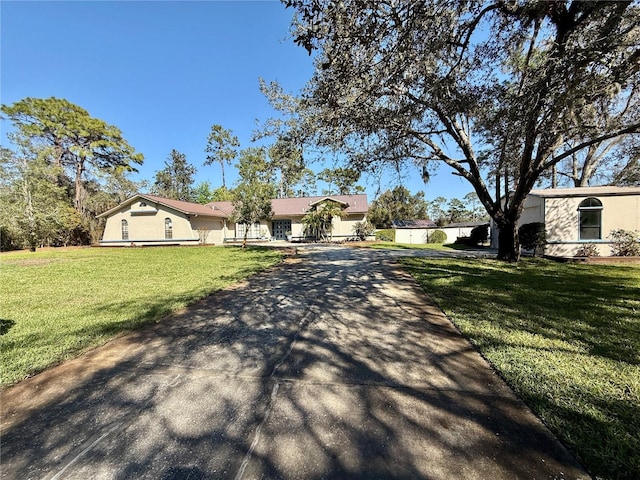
left=430, top=230, right=447, bottom=244
left=454, top=236, right=473, bottom=245
left=0, top=225, right=23, bottom=252
left=353, top=221, right=375, bottom=240
left=375, top=229, right=395, bottom=242
left=519, top=222, right=546, bottom=257
left=576, top=244, right=600, bottom=257
left=469, top=224, right=489, bottom=245
left=609, top=229, right=640, bottom=256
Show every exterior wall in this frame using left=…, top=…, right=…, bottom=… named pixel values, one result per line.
left=101, top=200, right=223, bottom=246
left=190, top=217, right=227, bottom=244
left=490, top=192, right=640, bottom=256
left=229, top=214, right=366, bottom=241
left=520, top=196, right=545, bottom=224
left=332, top=213, right=366, bottom=239
left=543, top=194, right=640, bottom=257
left=395, top=229, right=429, bottom=244
left=395, top=226, right=478, bottom=244
left=490, top=198, right=545, bottom=249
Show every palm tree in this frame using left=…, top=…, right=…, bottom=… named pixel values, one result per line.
left=302, top=200, right=346, bottom=242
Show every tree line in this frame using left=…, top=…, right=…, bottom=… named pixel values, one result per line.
left=367, top=186, right=487, bottom=229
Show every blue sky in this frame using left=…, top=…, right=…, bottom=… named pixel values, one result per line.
left=1, top=0, right=473, bottom=202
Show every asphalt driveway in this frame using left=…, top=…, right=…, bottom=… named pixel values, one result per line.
left=1, top=246, right=587, bottom=479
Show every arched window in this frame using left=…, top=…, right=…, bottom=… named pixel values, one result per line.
left=578, top=198, right=602, bottom=240
left=121, top=219, right=129, bottom=240
left=164, top=218, right=173, bottom=239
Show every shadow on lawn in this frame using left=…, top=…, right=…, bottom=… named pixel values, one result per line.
left=402, top=257, right=640, bottom=479
left=0, top=319, right=15, bottom=335
left=0, top=248, right=584, bottom=480
left=404, top=258, right=640, bottom=365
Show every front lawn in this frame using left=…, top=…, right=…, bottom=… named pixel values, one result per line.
left=401, top=257, right=639, bottom=480
left=0, top=246, right=283, bottom=387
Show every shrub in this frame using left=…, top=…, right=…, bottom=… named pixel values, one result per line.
left=576, top=244, right=600, bottom=257
left=430, top=230, right=447, bottom=244
left=469, top=224, right=489, bottom=245
left=519, top=222, right=546, bottom=257
left=353, top=221, right=375, bottom=240
left=609, top=229, right=640, bottom=256
left=375, top=229, right=395, bottom=242
left=1, top=226, right=21, bottom=252
left=454, top=236, right=472, bottom=245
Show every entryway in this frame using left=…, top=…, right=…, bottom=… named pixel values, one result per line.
left=272, top=220, right=292, bottom=240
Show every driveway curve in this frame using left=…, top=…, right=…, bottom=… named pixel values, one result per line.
left=1, top=245, right=587, bottom=479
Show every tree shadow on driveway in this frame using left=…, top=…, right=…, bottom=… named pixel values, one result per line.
left=0, top=246, right=587, bottom=479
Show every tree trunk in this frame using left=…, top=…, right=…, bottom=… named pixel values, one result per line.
left=19, top=158, right=38, bottom=252
left=496, top=219, right=520, bottom=262
left=242, top=225, right=248, bottom=249
left=74, top=158, right=86, bottom=216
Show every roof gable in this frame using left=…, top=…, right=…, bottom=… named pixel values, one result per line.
left=97, top=194, right=227, bottom=219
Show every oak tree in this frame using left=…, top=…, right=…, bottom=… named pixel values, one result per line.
left=368, top=186, right=429, bottom=228
left=281, top=0, right=640, bottom=260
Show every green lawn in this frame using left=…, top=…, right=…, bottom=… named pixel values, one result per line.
left=0, top=246, right=283, bottom=387
left=401, top=257, right=640, bottom=480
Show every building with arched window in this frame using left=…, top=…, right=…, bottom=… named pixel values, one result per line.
left=97, top=194, right=231, bottom=246
left=491, top=186, right=640, bottom=257
left=97, top=193, right=369, bottom=246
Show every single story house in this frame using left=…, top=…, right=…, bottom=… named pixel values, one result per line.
left=97, top=194, right=231, bottom=246
left=393, top=219, right=488, bottom=244
left=490, top=186, right=640, bottom=256
left=207, top=194, right=368, bottom=242
left=97, top=193, right=368, bottom=246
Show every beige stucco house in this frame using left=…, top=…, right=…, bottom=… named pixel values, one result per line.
left=490, top=186, right=640, bottom=256
left=97, top=194, right=231, bottom=246
left=98, top=193, right=368, bottom=246
left=207, top=194, right=369, bottom=241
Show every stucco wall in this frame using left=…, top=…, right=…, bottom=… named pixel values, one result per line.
left=490, top=193, right=640, bottom=256
left=543, top=194, right=640, bottom=257
left=230, top=214, right=366, bottom=241
left=190, top=217, right=227, bottom=244
left=101, top=200, right=223, bottom=246
left=395, top=226, right=478, bottom=244
left=332, top=214, right=366, bottom=238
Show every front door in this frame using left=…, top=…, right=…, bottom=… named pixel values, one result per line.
left=272, top=220, right=292, bottom=240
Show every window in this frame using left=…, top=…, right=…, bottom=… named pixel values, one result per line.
left=578, top=198, right=602, bottom=240
left=121, top=219, right=129, bottom=240
left=164, top=218, right=173, bottom=239
left=236, top=222, right=260, bottom=239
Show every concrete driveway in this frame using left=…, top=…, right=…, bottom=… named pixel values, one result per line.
left=1, top=246, right=587, bottom=479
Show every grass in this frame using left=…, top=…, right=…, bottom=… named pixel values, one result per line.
left=0, top=246, right=283, bottom=387
left=401, top=257, right=640, bottom=480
